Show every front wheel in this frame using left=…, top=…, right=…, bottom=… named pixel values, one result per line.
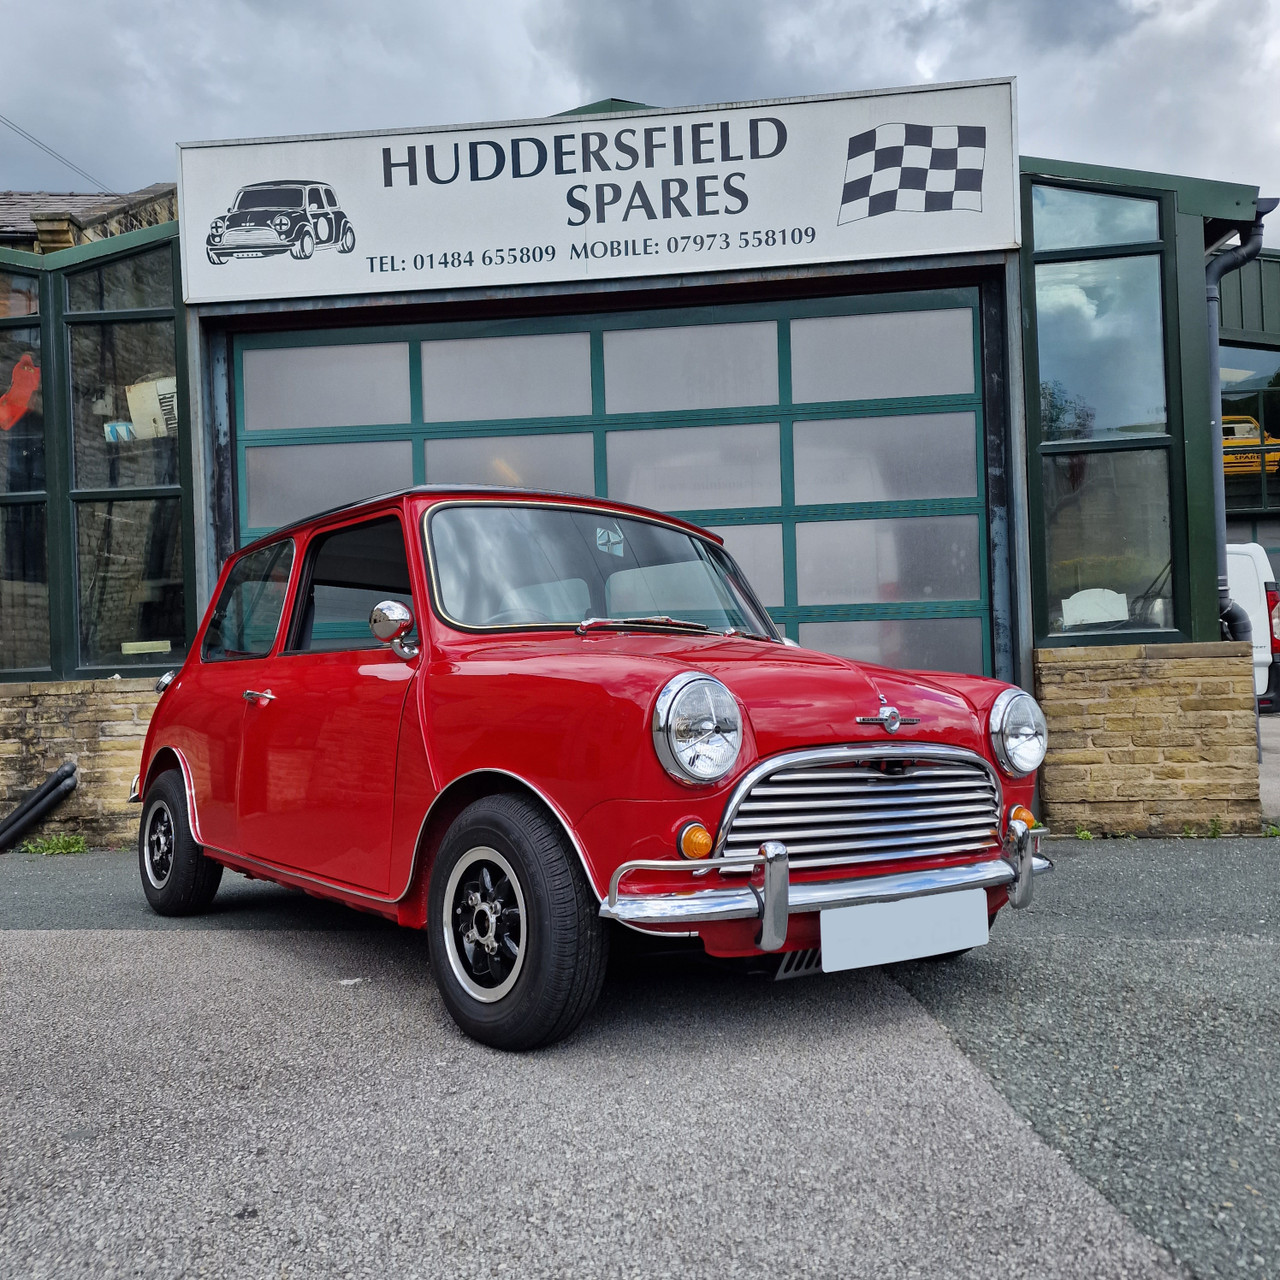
left=427, top=794, right=607, bottom=1050
left=290, top=229, right=314, bottom=260
left=138, top=771, right=222, bottom=916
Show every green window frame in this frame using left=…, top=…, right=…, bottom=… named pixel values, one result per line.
left=0, top=225, right=196, bottom=680
left=1020, top=174, right=1191, bottom=646
left=234, top=290, right=994, bottom=671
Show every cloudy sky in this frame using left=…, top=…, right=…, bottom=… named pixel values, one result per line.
left=4, top=0, right=1279, bottom=236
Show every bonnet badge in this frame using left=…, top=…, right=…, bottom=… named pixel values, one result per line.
left=856, top=704, right=920, bottom=734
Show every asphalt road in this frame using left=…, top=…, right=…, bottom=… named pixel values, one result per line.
left=1, top=839, right=1276, bottom=1279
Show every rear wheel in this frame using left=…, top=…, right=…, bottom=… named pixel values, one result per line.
left=338, top=224, right=356, bottom=254
left=427, top=794, right=607, bottom=1050
left=138, top=771, right=222, bottom=916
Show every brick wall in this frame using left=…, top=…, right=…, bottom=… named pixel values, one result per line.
left=1034, top=642, right=1261, bottom=836
left=0, top=679, right=158, bottom=849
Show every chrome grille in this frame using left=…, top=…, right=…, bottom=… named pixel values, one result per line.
left=718, top=746, right=1001, bottom=869
left=221, top=227, right=283, bottom=248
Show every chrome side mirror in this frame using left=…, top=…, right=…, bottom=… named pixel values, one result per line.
left=370, top=600, right=419, bottom=660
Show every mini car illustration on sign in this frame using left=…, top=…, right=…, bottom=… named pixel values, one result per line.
left=205, top=181, right=356, bottom=265
left=130, top=488, right=1051, bottom=1050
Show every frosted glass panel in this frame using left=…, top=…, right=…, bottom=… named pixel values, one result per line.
left=793, top=414, right=977, bottom=505
left=421, top=333, right=591, bottom=422
left=800, top=618, right=984, bottom=674
left=796, top=516, right=981, bottom=604
left=604, top=322, right=777, bottom=412
left=242, top=343, right=410, bottom=429
left=607, top=423, right=780, bottom=510
left=791, top=310, right=974, bottom=403
left=425, top=433, right=594, bottom=495
left=245, top=440, right=412, bottom=528
left=706, top=523, right=784, bottom=607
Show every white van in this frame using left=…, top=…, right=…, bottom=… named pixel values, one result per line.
left=1226, top=542, right=1280, bottom=711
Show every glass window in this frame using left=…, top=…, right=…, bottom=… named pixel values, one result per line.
left=1035, top=256, right=1166, bottom=439
left=421, top=334, right=591, bottom=422
left=799, top=617, right=984, bottom=674
left=791, top=310, right=974, bottom=403
left=244, top=440, right=413, bottom=530
left=1031, top=186, right=1159, bottom=253
left=1042, top=450, right=1173, bottom=632
left=428, top=504, right=775, bottom=635
left=0, top=327, right=43, bottom=493
left=66, top=246, right=173, bottom=312
left=70, top=321, right=179, bottom=490
left=77, top=498, right=185, bottom=665
left=603, top=322, right=778, bottom=413
left=202, top=540, right=294, bottom=661
left=241, top=343, right=411, bottom=430
left=289, top=517, right=413, bottom=653
left=607, top=422, right=780, bottom=510
left=705, top=523, right=784, bottom=607
left=0, top=503, right=48, bottom=669
left=0, top=271, right=39, bottom=319
left=793, top=413, right=977, bottom=505
left=796, top=515, right=982, bottom=605
left=425, top=432, right=594, bottom=494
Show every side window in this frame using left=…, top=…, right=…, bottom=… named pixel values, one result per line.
left=202, top=540, right=294, bottom=661
left=308, top=187, right=324, bottom=210
left=288, top=516, right=414, bottom=653
left=324, top=188, right=338, bottom=208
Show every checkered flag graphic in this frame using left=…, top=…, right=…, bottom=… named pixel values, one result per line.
left=838, top=123, right=986, bottom=224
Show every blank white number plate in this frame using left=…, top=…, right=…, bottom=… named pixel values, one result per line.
left=820, top=888, right=989, bottom=972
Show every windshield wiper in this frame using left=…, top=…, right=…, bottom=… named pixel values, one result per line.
left=577, top=615, right=711, bottom=635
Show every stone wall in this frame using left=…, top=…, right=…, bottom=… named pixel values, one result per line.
left=1034, top=642, right=1261, bottom=836
left=0, top=679, right=158, bottom=849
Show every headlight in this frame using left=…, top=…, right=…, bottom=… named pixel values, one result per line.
left=989, top=689, right=1048, bottom=777
left=271, top=213, right=291, bottom=234
left=653, top=673, right=742, bottom=785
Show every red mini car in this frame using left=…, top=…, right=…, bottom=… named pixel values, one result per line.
left=131, top=488, right=1050, bottom=1049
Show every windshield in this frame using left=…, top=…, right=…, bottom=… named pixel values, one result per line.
left=234, top=187, right=303, bottom=210
left=427, top=504, right=777, bottom=636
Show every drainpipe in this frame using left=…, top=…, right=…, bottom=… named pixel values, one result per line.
left=1207, top=198, right=1277, bottom=641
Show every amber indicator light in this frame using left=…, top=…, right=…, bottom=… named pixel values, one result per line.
left=679, top=823, right=714, bottom=859
left=1010, top=804, right=1035, bottom=827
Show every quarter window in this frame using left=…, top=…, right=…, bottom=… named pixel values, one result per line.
left=202, top=540, right=294, bottom=661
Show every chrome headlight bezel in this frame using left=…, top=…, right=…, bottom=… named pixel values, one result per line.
left=652, top=672, right=743, bottom=786
left=989, top=688, right=1048, bottom=777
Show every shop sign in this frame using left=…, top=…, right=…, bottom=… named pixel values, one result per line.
left=178, top=78, right=1018, bottom=305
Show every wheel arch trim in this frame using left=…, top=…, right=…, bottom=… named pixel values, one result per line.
left=142, top=746, right=205, bottom=847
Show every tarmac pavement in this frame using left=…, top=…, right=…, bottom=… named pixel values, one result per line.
left=1, top=840, right=1276, bottom=1279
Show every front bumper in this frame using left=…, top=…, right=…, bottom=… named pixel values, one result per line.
left=599, top=819, right=1050, bottom=951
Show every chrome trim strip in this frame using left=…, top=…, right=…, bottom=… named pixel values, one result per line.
left=713, top=744, right=1004, bottom=858
left=600, top=854, right=1052, bottom=926
left=128, top=774, right=141, bottom=804
left=144, top=747, right=206, bottom=847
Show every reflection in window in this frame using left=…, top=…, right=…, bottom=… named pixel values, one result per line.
left=1031, top=185, right=1159, bottom=253
left=66, top=246, right=173, bottom=312
left=1042, top=450, right=1173, bottom=632
left=1221, top=346, right=1280, bottom=514
left=202, top=540, right=294, bottom=661
left=1035, top=255, right=1166, bottom=439
left=0, top=271, right=39, bottom=319
left=0, top=503, right=48, bottom=669
left=70, top=320, right=178, bottom=489
left=425, top=432, right=594, bottom=494
left=0, top=327, right=43, bottom=493
left=77, top=498, right=185, bottom=665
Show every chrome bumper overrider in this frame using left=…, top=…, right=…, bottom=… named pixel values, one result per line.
left=599, top=819, right=1051, bottom=951
left=128, top=774, right=141, bottom=803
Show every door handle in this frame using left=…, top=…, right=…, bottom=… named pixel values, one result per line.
left=243, top=689, right=276, bottom=703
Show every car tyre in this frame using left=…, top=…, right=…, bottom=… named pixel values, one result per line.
left=138, top=771, right=223, bottom=916
left=427, top=794, right=608, bottom=1050
left=291, top=229, right=315, bottom=260
left=338, top=224, right=356, bottom=254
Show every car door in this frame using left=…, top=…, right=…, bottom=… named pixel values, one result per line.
left=307, top=186, right=334, bottom=246
left=187, top=538, right=296, bottom=853
left=235, top=513, right=418, bottom=893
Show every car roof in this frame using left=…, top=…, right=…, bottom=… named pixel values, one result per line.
left=239, top=180, right=329, bottom=189
left=236, top=486, right=721, bottom=557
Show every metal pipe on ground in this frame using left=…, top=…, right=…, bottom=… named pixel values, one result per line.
left=0, top=764, right=79, bottom=851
